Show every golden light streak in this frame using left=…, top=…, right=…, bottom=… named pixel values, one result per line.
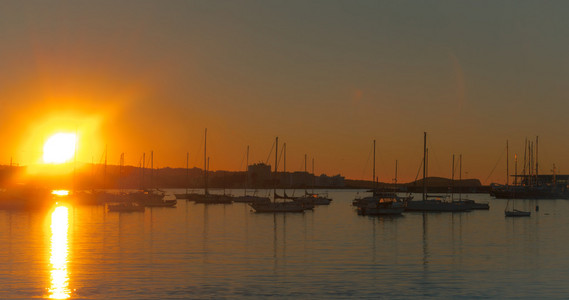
left=48, top=206, right=70, bottom=299
left=52, top=190, right=70, bottom=196
left=43, top=133, right=77, bottom=164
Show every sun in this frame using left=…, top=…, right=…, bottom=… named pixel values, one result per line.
left=43, top=133, right=77, bottom=164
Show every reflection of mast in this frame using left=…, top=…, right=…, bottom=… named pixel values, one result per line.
left=422, top=213, right=429, bottom=268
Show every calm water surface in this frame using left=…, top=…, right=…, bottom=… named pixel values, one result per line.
left=1, top=190, right=568, bottom=299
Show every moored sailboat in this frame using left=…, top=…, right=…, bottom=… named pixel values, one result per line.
left=232, top=145, right=270, bottom=204
left=353, top=140, right=405, bottom=215
left=294, top=156, right=332, bottom=206
left=405, top=132, right=469, bottom=212
left=249, top=137, right=305, bottom=213
left=192, top=129, right=233, bottom=204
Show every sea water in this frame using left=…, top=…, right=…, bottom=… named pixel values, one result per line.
left=1, top=190, right=568, bottom=299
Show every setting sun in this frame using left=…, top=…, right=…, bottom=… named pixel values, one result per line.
left=43, top=133, right=77, bottom=164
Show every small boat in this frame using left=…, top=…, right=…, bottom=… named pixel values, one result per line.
left=462, top=199, right=489, bottom=210
left=356, top=193, right=406, bottom=216
left=504, top=199, right=530, bottom=217
left=294, top=192, right=332, bottom=206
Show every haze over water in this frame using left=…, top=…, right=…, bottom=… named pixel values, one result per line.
left=1, top=190, right=568, bottom=299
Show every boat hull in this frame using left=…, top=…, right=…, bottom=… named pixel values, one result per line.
left=249, top=202, right=305, bottom=213
left=405, top=200, right=470, bottom=212
left=357, top=206, right=405, bottom=215
left=505, top=210, right=531, bottom=217
left=193, top=194, right=233, bottom=204
left=233, top=195, right=271, bottom=203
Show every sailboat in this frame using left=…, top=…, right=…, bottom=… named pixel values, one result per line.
left=491, top=137, right=569, bottom=199
left=232, top=145, right=270, bottom=204
left=454, top=154, right=489, bottom=210
left=393, top=159, right=413, bottom=203
left=174, top=152, right=202, bottom=200
left=353, top=140, right=406, bottom=215
left=107, top=153, right=146, bottom=212
left=504, top=199, right=531, bottom=217
left=193, top=129, right=233, bottom=204
left=134, top=152, right=177, bottom=208
left=502, top=140, right=530, bottom=217
left=405, top=132, right=469, bottom=212
left=249, top=137, right=305, bottom=213
left=294, top=156, right=332, bottom=206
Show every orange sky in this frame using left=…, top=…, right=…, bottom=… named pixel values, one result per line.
left=1, top=1, right=568, bottom=184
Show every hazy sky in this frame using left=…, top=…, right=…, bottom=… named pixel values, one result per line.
left=1, top=1, right=568, bottom=183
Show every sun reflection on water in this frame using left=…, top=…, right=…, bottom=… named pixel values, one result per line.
left=48, top=205, right=70, bottom=299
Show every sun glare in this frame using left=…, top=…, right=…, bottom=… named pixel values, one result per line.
left=43, top=133, right=77, bottom=164
left=48, top=205, right=70, bottom=299
left=52, top=190, right=70, bottom=196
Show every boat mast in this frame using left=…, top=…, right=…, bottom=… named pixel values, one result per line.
left=186, top=152, right=189, bottom=194
left=204, top=128, right=208, bottom=195
left=104, top=145, right=108, bottom=190
left=151, top=151, right=154, bottom=189
left=304, top=154, right=307, bottom=195
left=283, top=142, right=287, bottom=196
left=207, top=157, right=210, bottom=192
left=120, top=152, right=124, bottom=191
left=423, top=132, right=426, bottom=201
left=528, top=141, right=534, bottom=186
left=394, top=160, right=398, bottom=184
left=274, top=137, right=278, bottom=202
left=459, top=154, right=462, bottom=202
left=515, top=154, right=518, bottom=186
left=506, top=140, right=509, bottom=186
left=245, top=145, right=249, bottom=197
left=373, top=140, right=376, bottom=191
left=536, top=136, right=539, bottom=185
left=451, top=154, right=455, bottom=202
left=142, top=152, right=145, bottom=190
left=312, top=157, right=315, bottom=194
left=523, top=138, right=527, bottom=185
